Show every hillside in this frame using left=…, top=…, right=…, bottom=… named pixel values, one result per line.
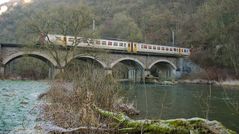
left=0, top=0, right=205, bottom=45
left=0, top=0, right=238, bottom=79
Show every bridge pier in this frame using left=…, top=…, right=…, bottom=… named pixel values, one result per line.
left=53, top=68, right=62, bottom=79
left=176, top=58, right=184, bottom=78
left=144, top=69, right=151, bottom=77
left=105, top=68, right=113, bottom=75
left=142, top=69, right=150, bottom=82
left=48, top=67, right=62, bottom=79
left=0, top=66, right=5, bottom=78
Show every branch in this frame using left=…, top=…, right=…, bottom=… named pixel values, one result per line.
left=93, top=106, right=236, bottom=134
left=39, top=123, right=115, bottom=133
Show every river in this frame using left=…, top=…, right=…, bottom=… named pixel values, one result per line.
left=0, top=80, right=238, bottom=133
left=0, top=80, right=49, bottom=133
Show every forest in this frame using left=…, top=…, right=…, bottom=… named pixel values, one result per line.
left=0, top=0, right=238, bottom=79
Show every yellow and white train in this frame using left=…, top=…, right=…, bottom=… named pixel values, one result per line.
left=44, top=34, right=191, bottom=56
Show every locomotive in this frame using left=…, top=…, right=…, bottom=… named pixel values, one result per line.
left=43, top=34, right=190, bottom=56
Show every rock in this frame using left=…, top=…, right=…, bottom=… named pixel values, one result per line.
left=20, top=100, right=28, bottom=105
left=2, top=92, right=16, bottom=97
left=161, top=81, right=175, bottom=85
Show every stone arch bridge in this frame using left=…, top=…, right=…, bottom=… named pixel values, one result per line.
left=0, top=44, right=186, bottom=81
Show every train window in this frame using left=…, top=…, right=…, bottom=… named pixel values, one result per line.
left=166, top=48, right=169, bottom=51
left=102, top=41, right=106, bottom=45
left=108, top=41, right=112, bottom=46
left=162, top=47, right=165, bottom=50
left=113, top=42, right=118, bottom=46
left=68, top=38, right=74, bottom=42
left=124, top=43, right=127, bottom=47
left=85, top=39, right=89, bottom=43
left=77, top=38, right=82, bottom=43
left=184, top=49, right=187, bottom=52
left=157, top=47, right=160, bottom=50
left=82, top=38, right=88, bottom=43
left=174, top=48, right=177, bottom=51
left=141, top=45, right=144, bottom=49
left=148, top=46, right=152, bottom=49
left=153, top=46, right=156, bottom=50
left=144, top=45, right=147, bottom=49
left=170, top=48, right=172, bottom=51
left=89, top=39, right=94, bottom=44
left=119, top=42, right=123, bottom=47
left=96, top=40, right=101, bottom=45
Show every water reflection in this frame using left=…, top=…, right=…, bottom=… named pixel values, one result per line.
left=123, top=83, right=239, bottom=132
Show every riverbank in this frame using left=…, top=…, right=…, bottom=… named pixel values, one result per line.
left=2, top=76, right=239, bottom=88
left=178, top=79, right=239, bottom=87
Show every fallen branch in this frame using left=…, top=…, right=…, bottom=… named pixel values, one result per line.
left=39, top=106, right=236, bottom=134
left=94, top=106, right=236, bottom=134
left=39, top=123, right=115, bottom=133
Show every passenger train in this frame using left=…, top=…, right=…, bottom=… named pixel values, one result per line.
left=43, top=34, right=191, bottom=56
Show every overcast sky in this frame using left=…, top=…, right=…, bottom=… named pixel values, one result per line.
left=0, top=0, right=10, bottom=5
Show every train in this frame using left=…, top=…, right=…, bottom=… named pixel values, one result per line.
left=43, top=34, right=191, bottom=56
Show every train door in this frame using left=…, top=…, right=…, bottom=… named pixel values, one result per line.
left=127, top=42, right=138, bottom=53
left=133, top=43, right=137, bottom=53
left=179, top=48, right=183, bottom=55
left=55, top=35, right=67, bottom=46
left=127, top=42, right=132, bottom=52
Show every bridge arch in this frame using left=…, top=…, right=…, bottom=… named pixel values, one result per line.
left=148, top=59, right=176, bottom=70
left=3, top=51, right=58, bottom=66
left=110, top=57, right=145, bottom=82
left=148, top=59, right=176, bottom=80
left=110, top=57, right=145, bottom=69
left=66, top=55, right=107, bottom=69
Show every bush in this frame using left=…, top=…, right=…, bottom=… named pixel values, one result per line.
left=41, top=64, right=125, bottom=130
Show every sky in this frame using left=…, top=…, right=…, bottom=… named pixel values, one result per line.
left=0, top=0, right=10, bottom=5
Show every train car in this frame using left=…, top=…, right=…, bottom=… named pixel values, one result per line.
left=46, top=34, right=68, bottom=46
left=44, top=34, right=190, bottom=56
left=93, top=39, right=128, bottom=51
left=138, top=43, right=190, bottom=56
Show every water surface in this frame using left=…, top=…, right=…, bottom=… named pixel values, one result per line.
left=124, top=83, right=239, bottom=132
left=0, top=80, right=48, bottom=133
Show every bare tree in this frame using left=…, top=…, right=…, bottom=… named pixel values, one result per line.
left=19, top=4, right=95, bottom=78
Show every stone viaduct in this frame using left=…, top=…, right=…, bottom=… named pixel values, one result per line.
left=0, top=43, right=186, bottom=81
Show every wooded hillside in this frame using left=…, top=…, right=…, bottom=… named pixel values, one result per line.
left=0, top=0, right=238, bottom=78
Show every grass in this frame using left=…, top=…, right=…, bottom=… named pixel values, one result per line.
left=40, top=64, right=130, bottom=133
